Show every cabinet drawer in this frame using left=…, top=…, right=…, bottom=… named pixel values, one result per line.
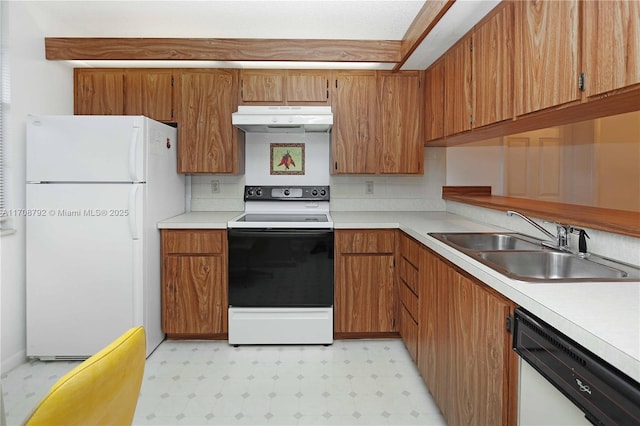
left=400, top=233, right=420, bottom=268
left=336, top=230, right=395, bottom=254
left=162, top=230, right=225, bottom=254
left=398, top=280, right=419, bottom=323
left=399, top=304, right=419, bottom=362
left=399, top=256, right=419, bottom=296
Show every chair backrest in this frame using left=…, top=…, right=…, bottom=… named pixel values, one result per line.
left=24, top=326, right=146, bottom=426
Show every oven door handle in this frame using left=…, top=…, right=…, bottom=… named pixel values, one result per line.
left=228, top=229, right=333, bottom=238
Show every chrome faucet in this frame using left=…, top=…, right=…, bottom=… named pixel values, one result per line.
left=506, top=210, right=573, bottom=251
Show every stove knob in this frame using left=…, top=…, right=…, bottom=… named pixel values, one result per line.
left=311, top=189, right=318, bottom=196
left=284, top=189, right=290, bottom=196
left=320, top=189, right=327, bottom=196
left=256, top=188, right=262, bottom=196
left=247, top=189, right=254, bottom=197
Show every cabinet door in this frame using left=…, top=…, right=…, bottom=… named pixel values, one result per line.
left=286, top=70, right=330, bottom=104
left=124, top=69, right=174, bottom=122
left=424, top=60, right=445, bottom=142
left=378, top=71, right=423, bottom=174
left=436, top=259, right=455, bottom=419
left=417, top=248, right=441, bottom=402
left=583, top=0, right=640, bottom=98
left=331, top=71, right=379, bottom=174
left=515, top=0, right=579, bottom=115
left=239, top=70, right=285, bottom=104
left=445, top=265, right=515, bottom=426
left=177, top=69, right=242, bottom=174
left=163, top=255, right=227, bottom=335
left=334, top=254, right=395, bottom=333
left=334, top=229, right=395, bottom=334
left=473, top=3, right=513, bottom=128
left=74, top=69, right=124, bottom=115
left=444, top=35, right=473, bottom=136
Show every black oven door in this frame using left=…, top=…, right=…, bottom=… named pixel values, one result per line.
left=228, top=229, right=334, bottom=308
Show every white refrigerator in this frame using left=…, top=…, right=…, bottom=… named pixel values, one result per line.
left=26, top=115, right=185, bottom=359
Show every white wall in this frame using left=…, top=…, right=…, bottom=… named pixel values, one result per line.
left=1, top=2, right=74, bottom=373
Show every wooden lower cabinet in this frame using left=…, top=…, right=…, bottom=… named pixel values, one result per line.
left=334, top=229, right=396, bottom=335
left=417, top=247, right=517, bottom=425
left=161, top=229, right=228, bottom=338
left=398, top=297, right=419, bottom=361
left=398, top=233, right=421, bottom=361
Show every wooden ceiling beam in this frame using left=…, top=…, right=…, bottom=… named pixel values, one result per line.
left=45, top=38, right=402, bottom=63
left=393, top=0, right=456, bottom=71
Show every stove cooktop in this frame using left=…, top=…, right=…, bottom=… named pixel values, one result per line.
left=235, top=213, right=329, bottom=223
left=229, top=185, right=332, bottom=229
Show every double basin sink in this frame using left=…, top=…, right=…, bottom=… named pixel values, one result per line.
left=428, top=232, right=640, bottom=282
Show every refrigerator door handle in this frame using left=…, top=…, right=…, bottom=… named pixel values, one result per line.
left=128, top=126, right=141, bottom=181
left=128, top=184, right=141, bottom=240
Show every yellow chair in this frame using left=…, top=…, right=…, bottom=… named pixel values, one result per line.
left=24, top=327, right=146, bottom=426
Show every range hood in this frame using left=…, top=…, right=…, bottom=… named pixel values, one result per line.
left=232, top=106, right=333, bottom=133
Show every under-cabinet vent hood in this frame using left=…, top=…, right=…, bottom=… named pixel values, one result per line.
left=232, top=106, right=333, bottom=133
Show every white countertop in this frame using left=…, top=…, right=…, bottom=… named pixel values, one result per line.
left=157, top=211, right=243, bottom=229
left=159, top=210, right=640, bottom=382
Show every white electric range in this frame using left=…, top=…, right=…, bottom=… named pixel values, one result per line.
left=227, top=185, right=334, bottom=345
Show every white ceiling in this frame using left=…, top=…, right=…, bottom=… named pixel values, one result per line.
left=22, top=0, right=501, bottom=70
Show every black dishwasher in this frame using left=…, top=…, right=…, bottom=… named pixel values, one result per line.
left=513, top=308, right=640, bottom=425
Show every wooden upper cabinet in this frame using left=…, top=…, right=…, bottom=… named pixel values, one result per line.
left=286, top=70, right=330, bottom=104
left=74, top=69, right=124, bottom=115
left=239, top=69, right=285, bottom=104
left=583, top=0, right=640, bottom=98
left=424, top=60, right=445, bottom=142
left=378, top=71, right=423, bottom=174
left=176, top=69, right=244, bottom=174
left=75, top=68, right=174, bottom=122
left=239, top=69, right=330, bottom=105
left=515, top=0, right=580, bottom=116
left=124, top=69, right=174, bottom=122
left=331, top=71, right=379, bottom=174
left=444, top=35, right=473, bottom=136
left=472, top=2, right=514, bottom=128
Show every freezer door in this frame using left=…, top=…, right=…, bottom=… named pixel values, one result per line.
left=26, top=183, right=145, bottom=358
left=26, top=115, right=148, bottom=182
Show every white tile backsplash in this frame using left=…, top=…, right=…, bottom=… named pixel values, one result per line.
left=244, top=132, right=331, bottom=186
left=190, top=174, right=246, bottom=211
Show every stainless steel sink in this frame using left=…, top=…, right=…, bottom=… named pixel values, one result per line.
left=430, top=232, right=543, bottom=251
left=429, top=232, right=640, bottom=282
left=476, top=251, right=640, bottom=282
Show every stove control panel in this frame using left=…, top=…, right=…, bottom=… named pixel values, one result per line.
left=244, top=185, right=330, bottom=201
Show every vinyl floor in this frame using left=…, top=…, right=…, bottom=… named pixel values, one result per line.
left=2, top=338, right=446, bottom=425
